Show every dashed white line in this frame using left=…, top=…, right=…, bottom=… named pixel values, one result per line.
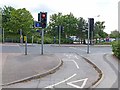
left=45, top=74, right=77, bottom=88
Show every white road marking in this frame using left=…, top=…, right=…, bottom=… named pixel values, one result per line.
left=72, top=60, right=80, bottom=69
left=67, top=78, right=88, bottom=88
left=45, top=74, right=77, bottom=88
left=64, top=60, right=79, bottom=69
left=17, top=44, right=23, bottom=53
left=75, top=55, right=79, bottom=59
left=63, top=54, right=79, bottom=69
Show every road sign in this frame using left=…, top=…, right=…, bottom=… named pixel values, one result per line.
left=34, top=21, right=41, bottom=28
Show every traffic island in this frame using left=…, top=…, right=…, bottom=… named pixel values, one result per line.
left=2, top=53, right=63, bottom=86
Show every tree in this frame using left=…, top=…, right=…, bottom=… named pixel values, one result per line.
left=2, top=6, right=16, bottom=37
left=110, top=30, right=120, bottom=38
left=0, top=7, right=2, bottom=28
left=77, top=17, right=87, bottom=43
left=2, top=6, right=34, bottom=40
left=94, top=21, right=107, bottom=43
left=10, top=8, right=34, bottom=35
left=48, top=12, right=78, bottom=39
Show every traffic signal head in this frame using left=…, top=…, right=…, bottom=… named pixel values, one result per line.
left=38, top=12, right=47, bottom=28
left=89, top=18, right=94, bottom=31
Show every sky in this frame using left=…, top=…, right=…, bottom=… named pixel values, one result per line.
left=0, top=0, right=119, bottom=34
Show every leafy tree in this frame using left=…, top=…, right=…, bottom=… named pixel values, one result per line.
left=0, top=8, right=2, bottom=42
left=48, top=12, right=78, bottom=39
left=47, top=13, right=63, bottom=39
left=2, top=6, right=16, bottom=37
left=94, top=21, right=107, bottom=43
left=0, top=7, right=2, bottom=28
left=110, top=30, right=120, bottom=38
left=10, top=8, right=34, bottom=35
left=2, top=6, right=34, bottom=41
left=77, top=17, right=87, bottom=43
left=94, top=21, right=108, bottom=43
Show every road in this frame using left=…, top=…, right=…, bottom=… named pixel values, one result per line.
left=1, top=43, right=119, bottom=88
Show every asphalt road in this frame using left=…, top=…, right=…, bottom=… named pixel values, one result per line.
left=1, top=43, right=119, bottom=88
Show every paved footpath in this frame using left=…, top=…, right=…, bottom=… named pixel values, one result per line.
left=83, top=53, right=119, bottom=88
left=2, top=53, right=62, bottom=85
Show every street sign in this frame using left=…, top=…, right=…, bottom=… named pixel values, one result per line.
left=34, top=21, right=41, bottom=28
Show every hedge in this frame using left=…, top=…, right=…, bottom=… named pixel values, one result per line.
left=112, top=40, right=120, bottom=59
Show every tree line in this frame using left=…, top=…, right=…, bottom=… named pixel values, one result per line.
left=1, top=6, right=119, bottom=43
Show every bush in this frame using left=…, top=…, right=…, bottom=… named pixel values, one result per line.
left=44, top=36, right=53, bottom=44
left=112, top=40, right=120, bottom=59
left=61, top=38, right=73, bottom=44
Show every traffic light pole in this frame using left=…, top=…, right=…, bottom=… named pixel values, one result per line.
left=32, top=36, right=34, bottom=45
left=2, top=28, right=4, bottom=43
left=87, top=19, right=90, bottom=54
left=59, top=25, right=61, bottom=46
left=20, top=29, right=23, bottom=44
left=25, top=36, right=27, bottom=55
left=41, top=29, right=44, bottom=55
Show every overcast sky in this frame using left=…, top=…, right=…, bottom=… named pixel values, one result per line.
left=0, top=0, right=119, bottom=34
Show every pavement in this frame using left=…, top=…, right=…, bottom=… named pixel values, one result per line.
left=82, top=53, right=119, bottom=88
left=2, top=53, right=62, bottom=86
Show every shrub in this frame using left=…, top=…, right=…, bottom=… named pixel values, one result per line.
left=44, top=36, right=53, bottom=44
left=61, top=38, right=73, bottom=44
left=112, top=40, right=120, bottom=59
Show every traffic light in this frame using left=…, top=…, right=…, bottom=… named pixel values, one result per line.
left=38, top=12, right=47, bottom=28
left=88, top=18, right=94, bottom=45
left=89, top=18, right=94, bottom=31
